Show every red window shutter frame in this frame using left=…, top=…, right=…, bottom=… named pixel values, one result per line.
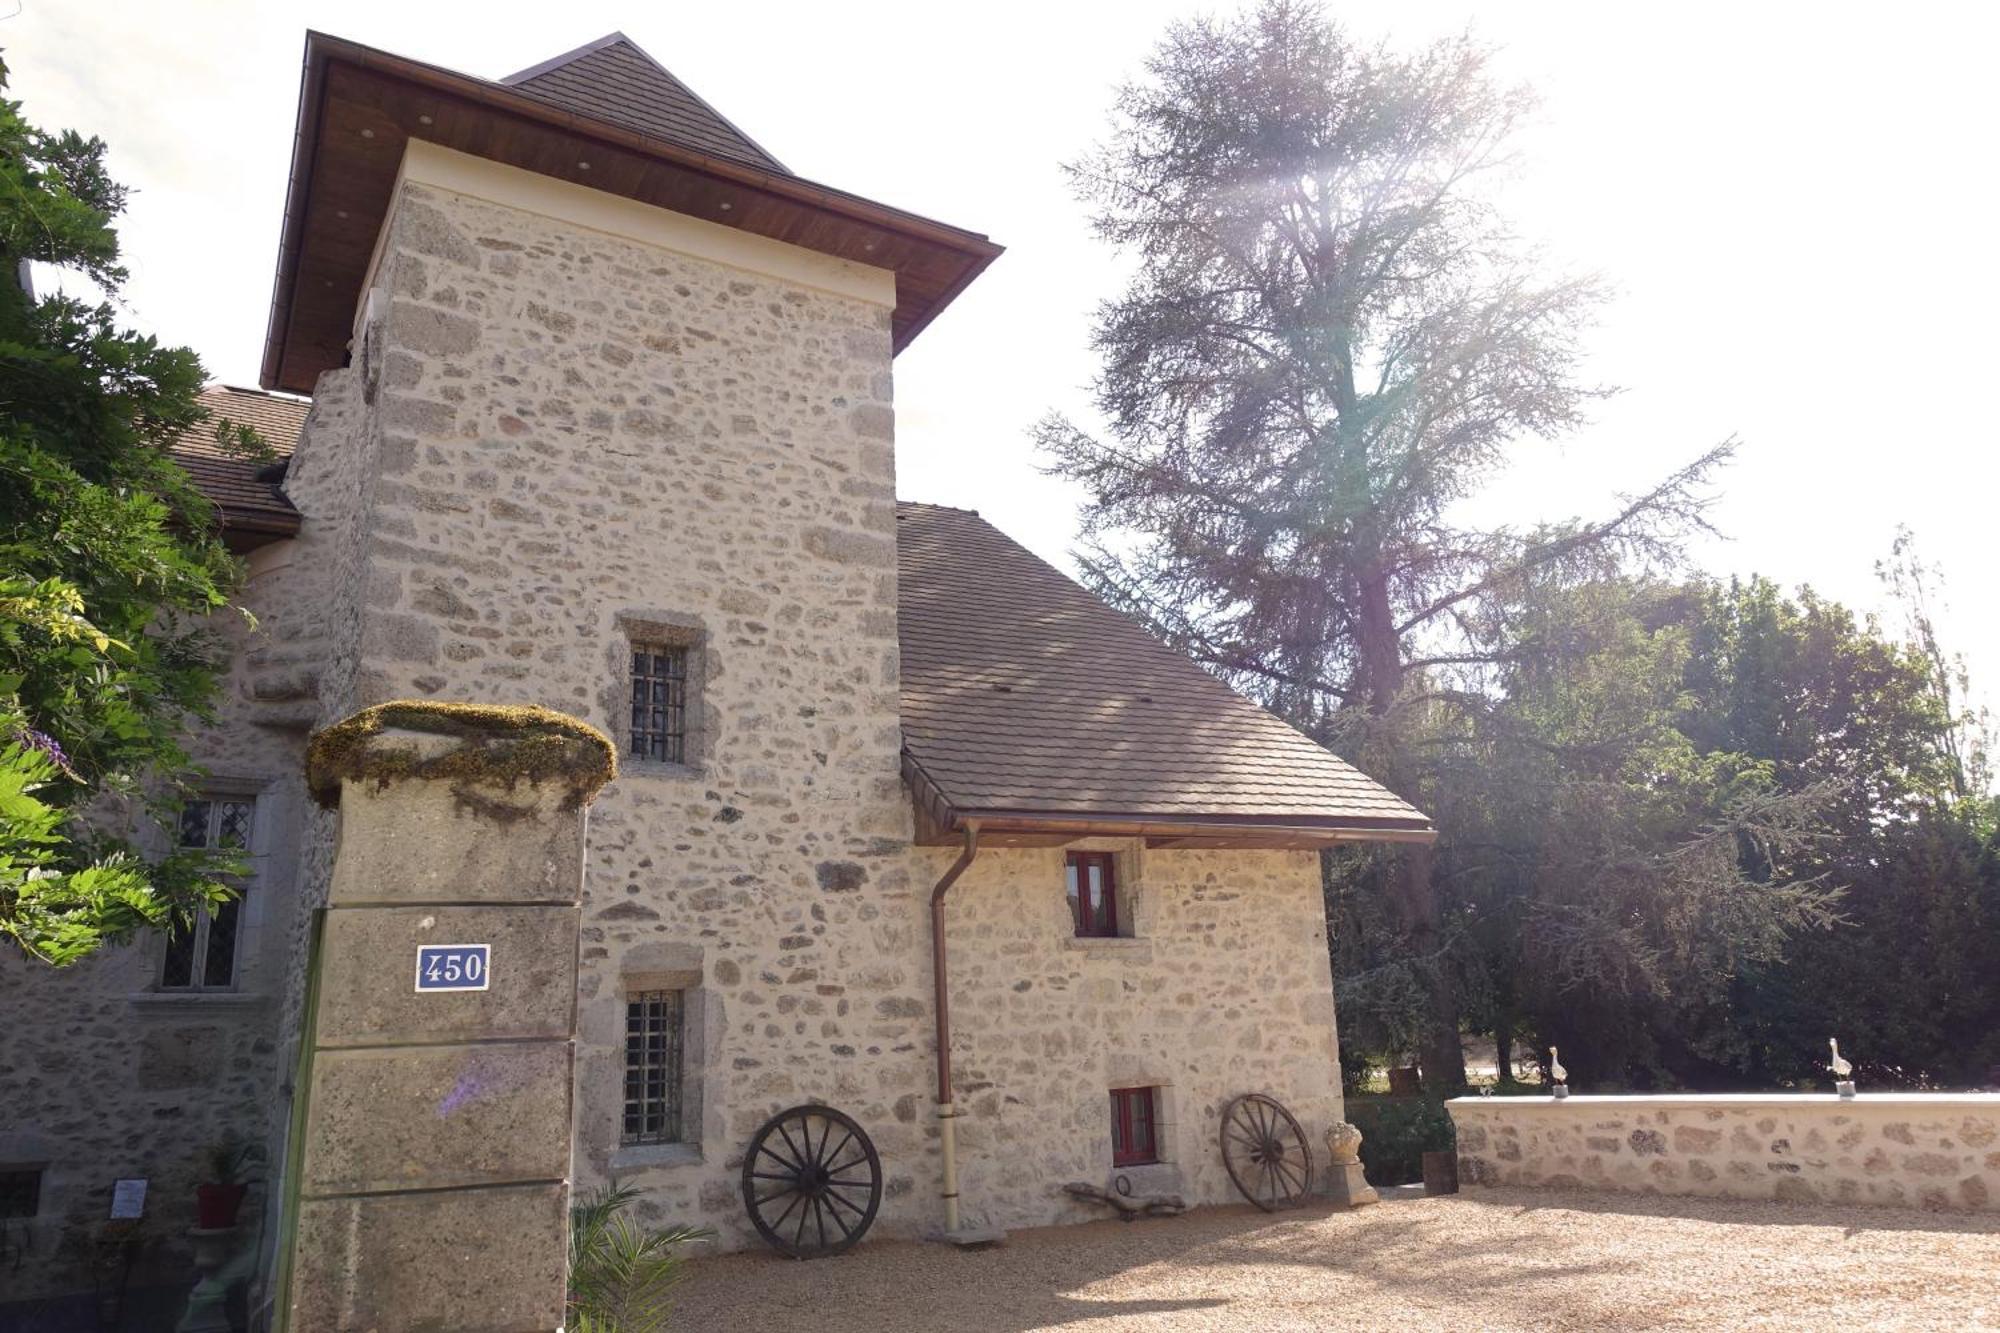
left=1066, top=850, right=1120, bottom=939
left=1110, top=1086, right=1159, bottom=1167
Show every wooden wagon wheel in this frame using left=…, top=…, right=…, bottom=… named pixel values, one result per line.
left=740, top=1104, right=882, bottom=1258
left=1219, top=1093, right=1314, bottom=1211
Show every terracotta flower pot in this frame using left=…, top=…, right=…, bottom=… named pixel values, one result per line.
left=195, top=1182, right=248, bottom=1230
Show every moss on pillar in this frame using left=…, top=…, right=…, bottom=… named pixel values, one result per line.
left=306, top=701, right=617, bottom=810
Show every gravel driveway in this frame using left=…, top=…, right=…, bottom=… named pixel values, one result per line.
left=672, top=1188, right=2000, bottom=1331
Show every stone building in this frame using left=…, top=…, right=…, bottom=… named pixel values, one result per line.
left=0, top=30, right=1430, bottom=1313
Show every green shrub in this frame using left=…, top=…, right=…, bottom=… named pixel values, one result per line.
left=568, top=1186, right=712, bottom=1332
left=1345, top=1097, right=1456, bottom=1186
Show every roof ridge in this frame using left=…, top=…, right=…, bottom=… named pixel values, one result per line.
left=498, top=31, right=788, bottom=175
left=497, top=32, right=632, bottom=86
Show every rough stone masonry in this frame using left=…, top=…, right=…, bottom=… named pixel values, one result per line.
left=1451, top=1094, right=2000, bottom=1212
left=230, top=159, right=1348, bottom=1251
left=0, top=148, right=1357, bottom=1299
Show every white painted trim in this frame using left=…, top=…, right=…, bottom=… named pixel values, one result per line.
left=353, top=139, right=895, bottom=343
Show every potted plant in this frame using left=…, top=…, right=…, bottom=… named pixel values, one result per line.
left=194, top=1136, right=262, bottom=1230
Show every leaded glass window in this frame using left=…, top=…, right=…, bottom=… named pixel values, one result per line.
left=162, top=795, right=253, bottom=991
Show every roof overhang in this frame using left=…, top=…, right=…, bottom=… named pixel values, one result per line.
left=905, top=753, right=1437, bottom=851
left=215, top=508, right=304, bottom=553
left=260, top=31, right=1003, bottom=393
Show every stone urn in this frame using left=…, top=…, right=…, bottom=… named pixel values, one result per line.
left=1324, top=1121, right=1378, bottom=1208
left=1326, top=1121, right=1364, bottom=1166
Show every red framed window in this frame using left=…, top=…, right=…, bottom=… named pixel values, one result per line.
left=1066, top=850, right=1119, bottom=938
left=1110, top=1087, right=1158, bottom=1166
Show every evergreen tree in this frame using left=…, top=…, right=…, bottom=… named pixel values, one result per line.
left=1038, top=1, right=1727, bottom=1088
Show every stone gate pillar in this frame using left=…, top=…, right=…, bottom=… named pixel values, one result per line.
left=282, top=703, right=615, bottom=1331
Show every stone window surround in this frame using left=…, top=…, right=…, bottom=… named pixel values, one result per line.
left=1059, top=838, right=1152, bottom=956
left=604, top=610, right=711, bottom=780
left=1102, top=1059, right=1184, bottom=1197
left=130, top=777, right=274, bottom=1004
left=608, top=965, right=707, bottom=1171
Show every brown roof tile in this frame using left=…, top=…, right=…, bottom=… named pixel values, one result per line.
left=500, top=34, right=787, bottom=174
left=169, top=386, right=308, bottom=546
left=896, top=502, right=1431, bottom=834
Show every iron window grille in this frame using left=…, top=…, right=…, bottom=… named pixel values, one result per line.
left=629, top=645, right=689, bottom=765
left=162, top=796, right=254, bottom=990
left=0, top=1168, right=42, bottom=1219
left=1110, top=1087, right=1159, bottom=1167
left=1066, top=850, right=1119, bottom=938
left=623, top=989, right=686, bottom=1145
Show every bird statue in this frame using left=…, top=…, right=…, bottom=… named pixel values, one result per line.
left=1829, top=1037, right=1856, bottom=1098
left=1549, top=1046, right=1569, bottom=1100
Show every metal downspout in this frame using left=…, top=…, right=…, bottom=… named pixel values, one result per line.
left=929, top=822, right=980, bottom=1233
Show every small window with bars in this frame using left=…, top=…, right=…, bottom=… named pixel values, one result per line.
left=162, top=795, right=253, bottom=991
left=0, top=1168, right=42, bottom=1219
left=629, top=644, right=689, bottom=765
left=623, top=989, right=686, bottom=1145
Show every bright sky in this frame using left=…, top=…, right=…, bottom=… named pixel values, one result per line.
left=12, top=1, right=1998, bottom=709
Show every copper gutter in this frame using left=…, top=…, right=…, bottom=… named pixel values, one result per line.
left=928, top=822, right=980, bottom=1232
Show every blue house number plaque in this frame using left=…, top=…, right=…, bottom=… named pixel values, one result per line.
left=415, top=943, right=490, bottom=993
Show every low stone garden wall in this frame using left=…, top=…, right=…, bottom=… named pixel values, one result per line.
left=1448, top=1093, right=2000, bottom=1212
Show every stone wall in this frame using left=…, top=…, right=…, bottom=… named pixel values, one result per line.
left=280, top=164, right=1351, bottom=1247
left=0, top=481, right=336, bottom=1296
left=938, top=842, right=1344, bottom=1233
left=3, top=145, right=1362, bottom=1304
left=320, top=166, right=920, bottom=1249
left=1450, top=1094, right=2000, bottom=1212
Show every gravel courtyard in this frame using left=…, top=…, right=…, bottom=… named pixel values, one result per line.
left=673, top=1187, right=2000, bottom=1331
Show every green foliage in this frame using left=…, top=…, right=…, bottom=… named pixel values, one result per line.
left=0, top=57, right=254, bottom=965
left=204, top=1134, right=264, bottom=1184
left=1345, top=566, right=2000, bottom=1092
left=1345, top=1098, right=1455, bottom=1186
left=1038, top=0, right=1734, bottom=1089
left=567, top=1186, right=711, bottom=1333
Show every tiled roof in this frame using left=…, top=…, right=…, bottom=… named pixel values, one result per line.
left=500, top=34, right=787, bottom=174
left=896, top=502, right=1432, bottom=833
left=169, top=386, right=308, bottom=544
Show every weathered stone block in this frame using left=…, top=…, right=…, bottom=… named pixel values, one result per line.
left=136, top=1026, right=221, bottom=1091
left=290, top=1183, right=566, bottom=1331
left=301, top=1042, right=572, bottom=1192
left=361, top=611, right=440, bottom=664
left=325, top=779, right=586, bottom=905
left=802, top=524, right=892, bottom=567
left=315, top=905, right=579, bottom=1046
left=390, top=300, right=482, bottom=356
left=1674, top=1126, right=1721, bottom=1154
